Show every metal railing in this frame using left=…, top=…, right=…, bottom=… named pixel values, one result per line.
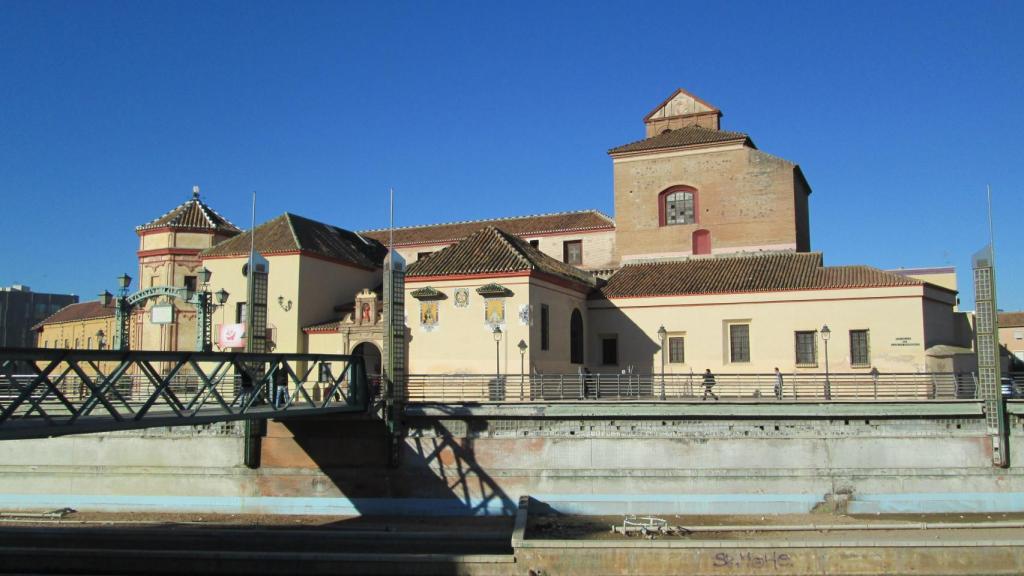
left=0, top=348, right=368, bottom=439
left=402, top=372, right=979, bottom=403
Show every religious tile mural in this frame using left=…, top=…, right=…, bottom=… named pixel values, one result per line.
left=420, top=301, right=439, bottom=332
left=485, top=298, right=505, bottom=326
left=518, top=304, right=531, bottom=326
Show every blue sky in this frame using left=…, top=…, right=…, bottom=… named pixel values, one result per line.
left=1, top=1, right=1020, bottom=310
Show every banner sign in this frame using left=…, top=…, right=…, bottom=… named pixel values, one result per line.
left=218, top=323, right=246, bottom=349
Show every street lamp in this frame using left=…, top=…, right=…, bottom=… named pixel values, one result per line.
left=113, top=274, right=132, bottom=351
left=215, top=288, right=230, bottom=305
left=117, top=273, right=132, bottom=294
left=198, top=266, right=212, bottom=285
left=518, top=339, right=528, bottom=400
left=820, top=324, right=832, bottom=400
left=493, top=325, right=502, bottom=376
left=657, top=325, right=667, bottom=400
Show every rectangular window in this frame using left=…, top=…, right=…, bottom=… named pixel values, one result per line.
left=563, top=240, right=582, bottom=265
left=34, top=302, right=48, bottom=319
left=236, top=302, right=248, bottom=324
left=183, top=276, right=197, bottom=292
left=850, top=330, right=870, bottom=366
left=601, top=335, right=618, bottom=365
left=416, top=251, right=433, bottom=261
left=529, top=239, right=540, bottom=248
left=540, top=304, right=550, bottom=351
left=795, top=331, right=817, bottom=365
left=729, top=324, right=750, bottom=363
left=668, top=336, right=685, bottom=363
left=1015, top=330, right=1023, bottom=340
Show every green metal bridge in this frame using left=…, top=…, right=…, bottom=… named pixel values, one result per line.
left=0, top=348, right=371, bottom=440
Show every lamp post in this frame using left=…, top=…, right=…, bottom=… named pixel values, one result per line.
left=518, top=339, right=528, bottom=400
left=820, top=324, right=832, bottom=400
left=493, top=326, right=502, bottom=377
left=492, top=325, right=503, bottom=401
left=113, top=273, right=132, bottom=350
left=657, top=325, right=667, bottom=400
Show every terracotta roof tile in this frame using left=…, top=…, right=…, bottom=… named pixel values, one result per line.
left=999, top=312, right=1024, bottom=328
left=359, top=210, right=613, bottom=247
left=406, top=226, right=596, bottom=288
left=34, top=300, right=115, bottom=329
left=202, top=213, right=387, bottom=269
left=594, top=252, right=922, bottom=299
left=137, top=192, right=241, bottom=234
left=608, top=125, right=750, bottom=155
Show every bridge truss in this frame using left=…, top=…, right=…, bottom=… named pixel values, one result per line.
left=0, top=348, right=368, bottom=440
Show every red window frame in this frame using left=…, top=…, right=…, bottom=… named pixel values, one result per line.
left=658, top=185, right=700, bottom=226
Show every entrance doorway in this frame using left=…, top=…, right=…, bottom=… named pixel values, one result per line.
left=352, top=342, right=382, bottom=394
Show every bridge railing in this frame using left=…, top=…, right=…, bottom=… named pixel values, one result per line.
left=0, top=348, right=368, bottom=439
left=402, top=372, right=978, bottom=403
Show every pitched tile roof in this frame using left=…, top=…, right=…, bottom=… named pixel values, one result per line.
left=201, top=213, right=387, bottom=269
left=359, top=210, right=614, bottom=247
left=406, top=226, right=596, bottom=288
left=137, top=191, right=241, bottom=234
left=1000, top=312, right=1024, bottom=328
left=34, top=300, right=115, bottom=329
left=608, top=125, right=750, bottom=155
left=594, top=252, right=923, bottom=299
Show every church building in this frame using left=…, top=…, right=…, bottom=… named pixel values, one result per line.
left=35, top=89, right=972, bottom=383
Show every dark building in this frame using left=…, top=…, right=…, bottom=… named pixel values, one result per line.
left=0, top=285, right=78, bottom=348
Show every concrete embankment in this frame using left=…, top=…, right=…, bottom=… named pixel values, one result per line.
left=1, top=401, right=1024, bottom=517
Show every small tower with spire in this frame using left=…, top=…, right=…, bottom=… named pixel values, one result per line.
left=132, top=186, right=241, bottom=350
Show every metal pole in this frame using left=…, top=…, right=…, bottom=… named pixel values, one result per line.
left=824, top=340, right=831, bottom=400
left=660, top=335, right=666, bottom=400
left=519, top=351, right=524, bottom=401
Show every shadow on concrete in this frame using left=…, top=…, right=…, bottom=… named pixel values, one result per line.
left=277, top=406, right=516, bottom=517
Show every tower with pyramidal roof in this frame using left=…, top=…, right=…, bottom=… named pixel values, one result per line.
left=132, top=186, right=241, bottom=351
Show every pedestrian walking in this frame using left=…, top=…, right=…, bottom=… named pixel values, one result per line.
left=236, top=368, right=254, bottom=408
left=273, top=367, right=289, bottom=409
left=702, top=368, right=719, bottom=401
left=774, top=367, right=784, bottom=400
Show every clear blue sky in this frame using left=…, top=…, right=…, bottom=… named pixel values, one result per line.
left=1, top=1, right=1020, bottom=310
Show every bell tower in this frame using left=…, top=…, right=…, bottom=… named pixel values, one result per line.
left=133, top=186, right=241, bottom=350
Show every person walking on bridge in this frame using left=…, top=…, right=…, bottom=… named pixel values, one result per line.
left=273, top=367, right=290, bottom=409
left=702, top=368, right=719, bottom=401
left=774, top=367, right=784, bottom=400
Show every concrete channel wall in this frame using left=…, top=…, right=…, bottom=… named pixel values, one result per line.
left=1, top=401, right=1023, bottom=515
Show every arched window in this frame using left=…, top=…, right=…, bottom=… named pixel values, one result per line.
left=570, top=309, right=583, bottom=364
left=658, top=186, right=699, bottom=226
left=692, top=229, right=711, bottom=255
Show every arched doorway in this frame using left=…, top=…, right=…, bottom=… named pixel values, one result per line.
left=352, top=342, right=383, bottom=394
